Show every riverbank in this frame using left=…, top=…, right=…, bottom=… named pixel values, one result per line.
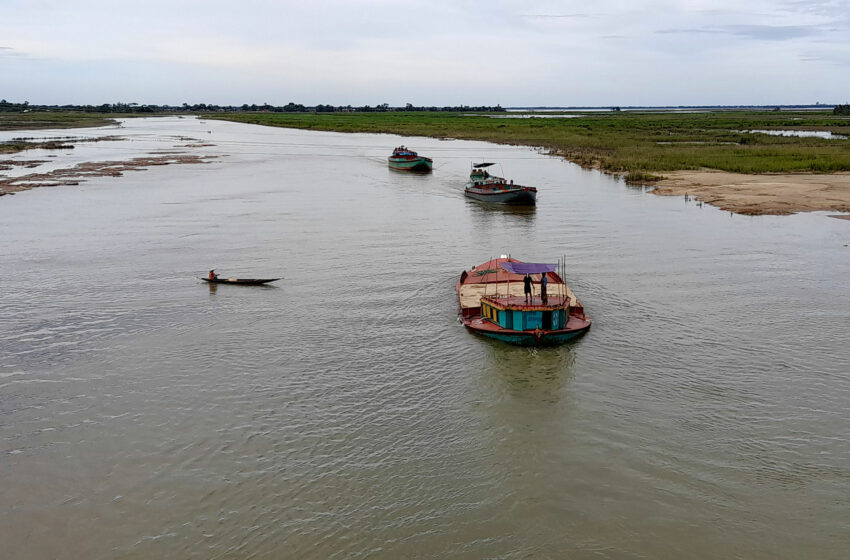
left=205, top=110, right=850, bottom=217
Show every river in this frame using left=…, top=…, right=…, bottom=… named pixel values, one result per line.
left=1, top=117, right=848, bottom=559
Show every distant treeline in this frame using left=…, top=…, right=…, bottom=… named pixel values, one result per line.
left=0, top=99, right=505, bottom=114
left=834, top=104, right=850, bottom=115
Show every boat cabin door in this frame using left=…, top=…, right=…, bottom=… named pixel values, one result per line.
left=542, top=311, right=553, bottom=330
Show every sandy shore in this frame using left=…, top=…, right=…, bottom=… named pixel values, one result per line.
left=0, top=155, right=214, bottom=196
left=651, top=170, right=850, bottom=217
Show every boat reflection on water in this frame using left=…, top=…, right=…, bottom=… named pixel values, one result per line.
left=466, top=200, right=537, bottom=220
left=484, top=341, right=575, bottom=399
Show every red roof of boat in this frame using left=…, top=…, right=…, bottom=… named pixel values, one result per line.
left=459, top=257, right=563, bottom=286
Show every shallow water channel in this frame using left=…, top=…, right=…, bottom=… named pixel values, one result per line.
left=1, top=117, right=849, bottom=559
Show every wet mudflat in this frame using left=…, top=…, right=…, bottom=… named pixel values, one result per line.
left=1, top=117, right=848, bottom=559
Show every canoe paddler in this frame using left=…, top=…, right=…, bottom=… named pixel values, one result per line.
left=208, top=269, right=218, bottom=280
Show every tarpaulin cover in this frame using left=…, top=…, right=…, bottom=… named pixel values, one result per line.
left=499, top=262, right=557, bottom=275
left=472, top=162, right=496, bottom=168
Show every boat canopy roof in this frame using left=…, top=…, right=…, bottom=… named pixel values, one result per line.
left=473, top=162, right=496, bottom=168
left=500, top=262, right=557, bottom=275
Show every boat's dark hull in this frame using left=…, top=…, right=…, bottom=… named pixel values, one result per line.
left=201, top=278, right=280, bottom=285
left=461, top=317, right=591, bottom=347
left=464, top=187, right=537, bottom=205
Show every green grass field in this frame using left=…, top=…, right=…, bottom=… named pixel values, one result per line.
left=205, top=111, right=850, bottom=178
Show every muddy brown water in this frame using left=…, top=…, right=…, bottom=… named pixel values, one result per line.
left=1, top=117, right=849, bottom=559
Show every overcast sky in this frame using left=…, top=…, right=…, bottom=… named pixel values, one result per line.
left=2, top=0, right=849, bottom=106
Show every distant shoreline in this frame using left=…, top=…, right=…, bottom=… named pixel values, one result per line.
left=2, top=112, right=850, bottom=219
left=204, top=110, right=850, bottom=219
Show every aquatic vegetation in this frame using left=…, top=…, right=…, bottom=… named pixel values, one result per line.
left=0, top=112, right=116, bottom=131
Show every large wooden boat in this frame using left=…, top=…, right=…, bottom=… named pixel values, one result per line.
left=464, top=163, right=537, bottom=205
left=457, top=257, right=590, bottom=346
left=388, top=146, right=433, bottom=172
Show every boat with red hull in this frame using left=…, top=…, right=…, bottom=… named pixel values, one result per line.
left=457, top=257, right=590, bottom=346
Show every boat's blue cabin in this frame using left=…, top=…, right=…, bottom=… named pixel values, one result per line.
left=480, top=296, right=568, bottom=331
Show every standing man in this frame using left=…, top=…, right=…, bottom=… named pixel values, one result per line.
left=541, top=272, right=548, bottom=303
left=523, top=273, right=532, bottom=303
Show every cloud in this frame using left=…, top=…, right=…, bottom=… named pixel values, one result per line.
left=2, top=0, right=850, bottom=105
left=715, top=24, right=823, bottom=40
left=656, top=24, right=823, bottom=40
left=519, top=14, right=590, bottom=19
left=0, top=46, right=32, bottom=59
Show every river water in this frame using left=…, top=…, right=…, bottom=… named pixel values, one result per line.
left=1, top=117, right=849, bottom=559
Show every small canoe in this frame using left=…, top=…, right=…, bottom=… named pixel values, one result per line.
left=201, top=277, right=280, bottom=285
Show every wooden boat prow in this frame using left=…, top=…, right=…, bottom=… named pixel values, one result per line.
left=457, top=257, right=590, bottom=346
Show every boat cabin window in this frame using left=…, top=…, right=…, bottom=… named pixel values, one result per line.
left=484, top=303, right=566, bottom=331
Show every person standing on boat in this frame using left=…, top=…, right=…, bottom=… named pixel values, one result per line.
left=540, top=272, right=548, bottom=303
left=208, top=269, right=218, bottom=280
left=523, top=273, right=532, bottom=303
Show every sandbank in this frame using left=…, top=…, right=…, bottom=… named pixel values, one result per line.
left=651, top=170, right=850, bottom=218
left=0, top=155, right=214, bottom=196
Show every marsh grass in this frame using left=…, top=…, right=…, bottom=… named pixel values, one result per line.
left=207, top=111, right=850, bottom=176
left=0, top=113, right=117, bottom=131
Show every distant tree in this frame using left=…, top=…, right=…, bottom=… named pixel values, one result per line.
left=612, top=106, right=621, bottom=112
left=834, top=104, right=850, bottom=115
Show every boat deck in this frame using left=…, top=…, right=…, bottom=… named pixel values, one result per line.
left=458, top=282, right=577, bottom=310
left=481, top=294, right=570, bottom=310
